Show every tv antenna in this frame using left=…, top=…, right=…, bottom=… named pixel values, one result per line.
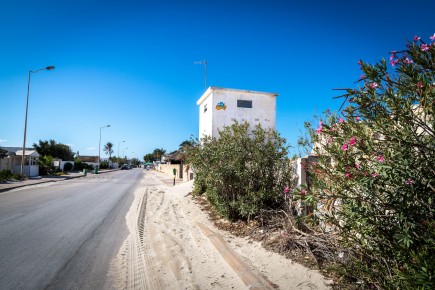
left=194, top=60, right=208, bottom=91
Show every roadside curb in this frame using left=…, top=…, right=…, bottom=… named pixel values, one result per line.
left=0, top=174, right=84, bottom=193
left=0, top=169, right=119, bottom=193
left=197, top=222, right=275, bottom=290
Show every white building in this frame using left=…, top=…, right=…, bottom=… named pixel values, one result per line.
left=196, top=87, right=278, bottom=139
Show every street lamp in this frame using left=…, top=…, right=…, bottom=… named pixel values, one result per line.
left=98, top=124, right=110, bottom=169
left=21, top=66, right=55, bottom=176
left=130, top=152, right=135, bottom=165
left=118, top=140, right=125, bottom=158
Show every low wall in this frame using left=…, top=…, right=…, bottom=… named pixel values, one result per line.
left=159, top=164, right=183, bottom=179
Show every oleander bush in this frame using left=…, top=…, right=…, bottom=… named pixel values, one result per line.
left=299, top=34, right=435, bottom=288
left=187, top=122, right=294, bottom=221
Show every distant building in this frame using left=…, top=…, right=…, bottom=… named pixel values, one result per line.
left=0, top=147, right=40, bottom=177
left=196, top=87, right=278, bottom=139
left=77, top=155, right=99, bottom=163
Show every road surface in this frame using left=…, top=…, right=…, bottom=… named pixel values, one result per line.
left=0, top=169, right=140, bottom=289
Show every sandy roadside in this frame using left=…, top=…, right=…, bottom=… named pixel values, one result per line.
left=110, top=171, right=331, bottom=289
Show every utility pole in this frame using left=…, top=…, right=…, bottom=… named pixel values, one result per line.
left=194, top=60, right=208, bottom=91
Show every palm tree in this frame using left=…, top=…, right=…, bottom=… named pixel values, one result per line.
left=178, top=139, right=194, bottom=163
left=179, top=140, right=194, bottom=151
left=103, top=142, right=114, bottom=161
left=152, top=148, right=166, bottom=162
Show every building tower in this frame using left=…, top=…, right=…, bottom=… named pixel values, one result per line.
left=197, top=87, right=278, bottom=139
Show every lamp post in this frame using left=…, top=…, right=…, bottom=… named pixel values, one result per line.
left=98, top=125, right=110, bottom=169
left=21, top=66, right=55, bottom=176
left=118, top=140, right=125, bottom=158
left=130, top=152, right=135, bottom=166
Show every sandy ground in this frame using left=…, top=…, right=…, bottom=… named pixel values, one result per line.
left=110, top=171, right=331, bottom=289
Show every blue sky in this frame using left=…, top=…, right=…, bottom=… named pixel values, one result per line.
left=1, top=0, right=434, bottom=160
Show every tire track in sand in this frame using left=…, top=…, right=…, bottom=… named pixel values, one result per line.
left=109, top=171, right=247, bottom=290
left=110, top=185, right=162, bottom=290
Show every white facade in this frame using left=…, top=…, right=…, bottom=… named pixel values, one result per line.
left=196, top=87, right=278, bottom=138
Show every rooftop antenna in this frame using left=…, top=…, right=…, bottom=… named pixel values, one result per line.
left=194, top=60, right=208, bottom=91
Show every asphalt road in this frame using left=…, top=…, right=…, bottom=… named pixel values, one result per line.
left=0, top=169, right=143, bottom=290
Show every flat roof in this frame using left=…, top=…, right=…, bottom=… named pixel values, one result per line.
left=196, top=86, right=279, bottom=105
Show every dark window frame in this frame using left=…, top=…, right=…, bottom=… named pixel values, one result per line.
left=237, top=100, right=252, bottom=108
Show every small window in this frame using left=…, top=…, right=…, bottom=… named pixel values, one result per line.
left=204, top=104, right=208, bottom=113
left=237, top=100, right=252, bottom=108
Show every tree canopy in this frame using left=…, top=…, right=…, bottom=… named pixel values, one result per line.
left=152, top=148, right=166, bottom=161
left=103, top=142, right=114, bottom=159
left=0, top=148, right=8, bottom=159
left=33, top=139, right=74, bottom=160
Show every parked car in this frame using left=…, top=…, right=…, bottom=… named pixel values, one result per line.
left=120, top=164, right=130, bottom=170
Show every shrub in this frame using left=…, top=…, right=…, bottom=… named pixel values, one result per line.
left=99, top=161, right=109, bottom=169
left=11, top=173, right=21, bottom=180
left=38, top=155, right=54, bottom=175
left=300, top=34, right=435, bottom=288
left=0, top=169, right=13, bottom=181
left=186, top=122, right=294, bottom=221
left=83, top=163, right=94, bottom=170
left=74, top=159, right=83, bottom=170
left=63, top=162, right=73, bottom=171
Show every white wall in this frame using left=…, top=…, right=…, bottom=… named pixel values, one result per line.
left=14, top=165, right=39, bottom=177
left=197, top=87, right=277, bottom=139
left=198, top=90, right=214, bottom=138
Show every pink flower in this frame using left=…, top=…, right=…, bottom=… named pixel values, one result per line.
left=341, top=143, right=348, bottom=151
left=414, top=35, right=421, bottom=42
left=377, top=155, right=385, bottom=162
left=405, top=57, right=412, bottom=64
left=371, top=172, right=378, bottom=178
left=389, top=51, right=396, bottom=60
left=316, top=121, right=323, bottom=134
left=417, top=81, right=423, bottom=88
left=421, top=44, right=430, bottom=51
left=284, top=187, right=290, bottom=193
left=345, top=172, right=352, bottom=179
left=338, top=117, right=344, bottom=123
left=355, top=163, right=361, bottom=169
left=360, top=74, right=365, bottom=80
left=349, top=136, right=356, bottom=146
left=300, top=189, right=307, bottom=195
left=355, top=116, right=360, bottom=122
left=316, top=126, right=322, bottom=134
left=390, top=59, right=399, bottom=67
left=327, top=138, right=333, bottom=144
left=430, top=33, right=435, bottom=41
left=369, top=82, right=378, bottom=89
left=405, top=178, right=414, bottom=185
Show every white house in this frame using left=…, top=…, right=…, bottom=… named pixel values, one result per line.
left=196, top=87, right=278, bottom=139
left=0, top=147, right=40, bottom=177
